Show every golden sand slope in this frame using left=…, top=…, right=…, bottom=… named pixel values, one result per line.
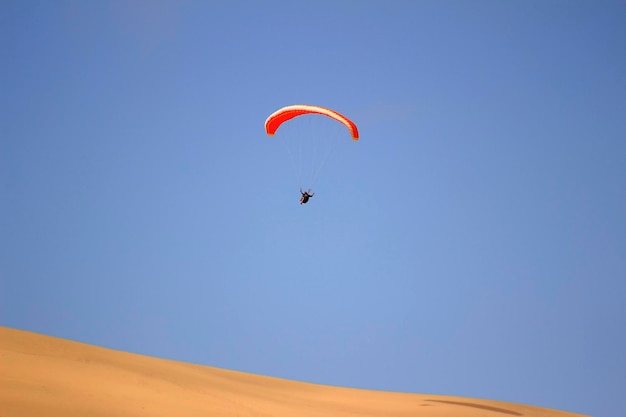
left=1, top=326, right=587, bottom=417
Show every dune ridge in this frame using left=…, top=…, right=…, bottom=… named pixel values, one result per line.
left=1, top=326, right=588, bottom=417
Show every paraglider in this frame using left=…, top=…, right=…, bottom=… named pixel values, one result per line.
left=300, top=188, right=314, bottom=205
left=264, top=105, right=359, bottom=204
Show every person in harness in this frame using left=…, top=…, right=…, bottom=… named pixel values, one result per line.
left=300, top=188, right=315, bottom=205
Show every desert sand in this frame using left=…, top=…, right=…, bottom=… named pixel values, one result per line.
left=1, top=326, right=587, bottom=417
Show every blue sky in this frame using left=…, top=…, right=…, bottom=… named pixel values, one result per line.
left=2, top=1, right=625, bottom=416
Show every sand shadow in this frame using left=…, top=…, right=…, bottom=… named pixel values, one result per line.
left=426, top=399, right=523, bottom=416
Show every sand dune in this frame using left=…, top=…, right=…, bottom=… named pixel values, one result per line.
left=1, top=326, right=587, bottom=417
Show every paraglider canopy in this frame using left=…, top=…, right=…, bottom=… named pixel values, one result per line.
left=265, top=104, right=359, bottom=140
left=264, top=104, right=359, bottom=193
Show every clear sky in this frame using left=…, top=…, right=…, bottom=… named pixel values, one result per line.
left=2, top=1, right=625, bottom=416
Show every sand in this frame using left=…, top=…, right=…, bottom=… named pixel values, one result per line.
left=1, top=326, right=588, bottom=417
